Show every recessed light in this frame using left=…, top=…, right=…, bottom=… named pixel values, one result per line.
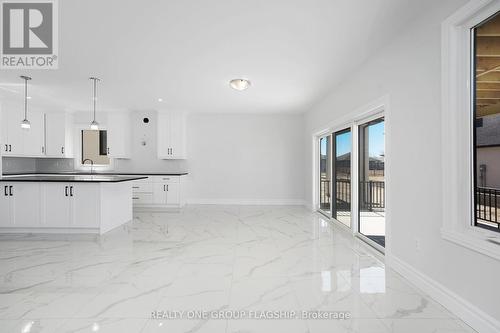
left=230, top=78, right=251, bottom=91
left=26, top=96, right=32, bottom=99
left=158, top=98, right=163, bottom=102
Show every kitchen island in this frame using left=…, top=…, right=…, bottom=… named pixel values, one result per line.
left=0, top=175, right=147, bottom=234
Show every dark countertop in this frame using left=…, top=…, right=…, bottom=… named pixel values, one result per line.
left=0, top=175, right=149, bottom=183
left=2, top=172, right=189, bottom=176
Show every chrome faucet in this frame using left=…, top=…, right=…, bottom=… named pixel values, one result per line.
left=82, top=159, right=94, bottom=174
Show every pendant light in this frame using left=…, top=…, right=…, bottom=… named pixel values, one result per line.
left=89, top=77, right=100, bottom=130
left=20, top=75, right=32, bottom=129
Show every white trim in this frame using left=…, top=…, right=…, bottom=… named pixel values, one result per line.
left=441, top=0, right=500, bottom=260
left=185, top=198, right=306, bottom=206
left=310, top=95, right=390, bottom=254
left=0, top=227, right=99, bottom=234
left=387, top=254, right=500, bottom=333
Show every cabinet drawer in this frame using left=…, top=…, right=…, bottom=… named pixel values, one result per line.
left=152, top=176, right=180, bottom=183
left=131, top=183, right=153, bottom=193
left=132, top=193, right=153, bottom=205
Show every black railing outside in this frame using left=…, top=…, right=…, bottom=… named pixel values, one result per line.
left=359, top=181, right=385, bottom=211
left=476, top=186, right=500, bottom=229
left=321, top=179, right=385, bottom=212
left=320, top=178, right=330, bottom=209
left=336, top=179, right=351, bottom=211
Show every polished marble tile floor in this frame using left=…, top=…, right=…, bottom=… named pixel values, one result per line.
left=0, top=206, right=475, bottom=333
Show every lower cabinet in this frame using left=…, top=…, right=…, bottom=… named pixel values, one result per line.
left=0, top=183, right=41, bottom=227
left=133, top=175, right=185, bottom=208
left=42, top=183, right=99, bottom=228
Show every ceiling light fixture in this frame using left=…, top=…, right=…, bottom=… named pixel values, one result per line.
left=230, top=78, right=251, bottom=91
left=89, top=77, right=101, bottom=130
left=20, top=75, right=32, bottom=129
left=158, top=98, right=163, bottom=102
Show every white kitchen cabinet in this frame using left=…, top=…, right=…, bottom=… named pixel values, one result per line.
left=23, top=112, right=45, bottom=157
left=1, top=104, right=24, bottom=156
left=42, top=183, right=99, bottom=228
left=45, top=113, right=74, bottom=158
left=157, top=112, right=186, bottom=159
left=165, top=182, right=180, bottom=205
left=0, top=184, right=12, bottom=227
left=133, top=175, right=186, bottom=208
left=43, top=183, right=71, bottom=227
left=71, top=184, right=99, bottom=228
left=0, top=103, right=47, bottom=157
left=106, top=113, right=131, bottom=159
left=153, top=183, right=167, bottom=205
left=0, top=183, right=41, bottom=228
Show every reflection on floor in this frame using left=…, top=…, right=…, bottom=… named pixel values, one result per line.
left=0, top=206, right=473, bottom=332
left=359, top=211, right=385, bottom=247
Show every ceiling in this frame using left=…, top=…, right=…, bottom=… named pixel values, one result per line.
left=475, top=13, right=500, bottom=117
left=0, top=0, right=439, bottom=114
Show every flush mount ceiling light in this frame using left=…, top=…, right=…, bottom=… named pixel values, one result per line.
left=20, top=75, right=32, bottom=129
left=157, top=98, right=163, bottom=102
left=229, top=78, right=251, bottom=91
left=89, top=77, right=101, bottom=130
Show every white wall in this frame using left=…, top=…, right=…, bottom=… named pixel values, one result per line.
left=304, top=0, right=500, bottom=329
left=187, top=113, right=304, bottom=204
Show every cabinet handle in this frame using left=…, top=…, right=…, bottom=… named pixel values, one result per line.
left=9, top=144, right=11, bottom=152
left=61, top=147, right=64, bottom=154
left=42, top=146, right=45, bottom=154
left=132, top=197, right=139, bottom=200
left=9, top=186, right=13, bottom=196
left=132, top=186, right=139, bottom=189
left=70, top=186, right=73, bottom=197
left=4, top=186, right=8, bottom=196
left=107, top=147, right=110, bottom=155
left=167, top=184, right=169, bottom=191
left=65, top=186, right=68, bottom=197
left=163, top=185, right=166, bottom=191
left=4, top=144, right=7, bottom=152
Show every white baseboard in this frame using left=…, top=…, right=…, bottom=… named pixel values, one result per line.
left=185, top=198, right=306, bottom=206
left=387, top=254, right=500, bottom=333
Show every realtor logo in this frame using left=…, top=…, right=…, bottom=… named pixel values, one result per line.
left=1, top=0, right=58, bottom=69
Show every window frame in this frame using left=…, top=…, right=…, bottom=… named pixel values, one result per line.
left=441, top=0, right=500, bottom=260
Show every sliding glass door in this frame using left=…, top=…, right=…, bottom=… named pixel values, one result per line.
left=358, top=118, right=385, bottom=247
left=333, top=129, right=352, bottom=227
left=319, top=136, right=331, bottom=215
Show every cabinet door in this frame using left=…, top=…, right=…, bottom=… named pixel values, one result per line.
left=170, top=113, right=186, bottom=159
left=23, top=112, right=45, bottom=157
left=42, top=183, right=70, bottom=227
left=11, top=183, right=41, bottom=227
left=165, top=182, right=180, bottom=205
left=0, top=106, right=9, bottom=155
left=0, top=184, right=12, bottom=227
left=4, top=106, right=23, bottom=155
left=152, top=183, right=167, bottom=205
left=71, top=183, right=99, bottom=228
left=45, top=113, right=66, bottom=157
left=157, top=112, right=172, bottom=159
left=107, top=113, right=131, bottom=158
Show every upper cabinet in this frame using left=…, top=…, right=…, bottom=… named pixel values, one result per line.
left=1, top=104, right=45, bottom=157
left=157, top=111, right=186, bottom=159
left=106, top=113, right=131, bottom=159
left=45, top=113, right=74, bottom=158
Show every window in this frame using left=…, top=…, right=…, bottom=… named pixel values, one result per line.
left=358, top=118, right=385, bottom=247
left=333, top=129, right=352, bottom=227
left=442, top=1, right=500, bottom=260
left=473, top=12, right=500, bottom=233
left=319, top=135, right=331, bottom=215
left=81, top=130, right=109, bottom=165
